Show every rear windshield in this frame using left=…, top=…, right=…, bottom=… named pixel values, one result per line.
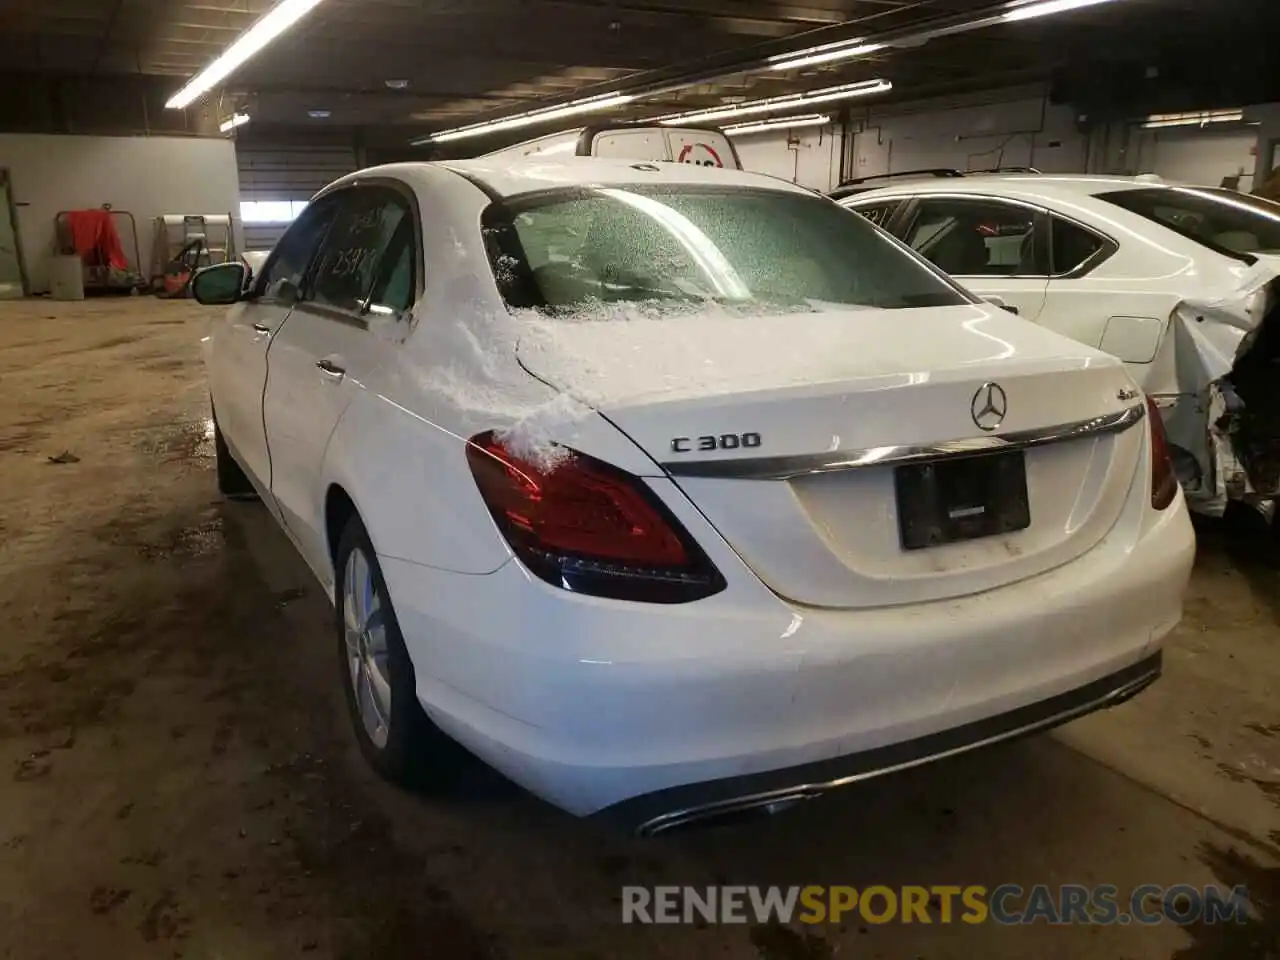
left=1098, top=186, right=1280, bottom=262
left=482, top=185, right=969, bottom=316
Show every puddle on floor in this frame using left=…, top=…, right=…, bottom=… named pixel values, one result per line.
left=136, top=419, right=215, bottom=462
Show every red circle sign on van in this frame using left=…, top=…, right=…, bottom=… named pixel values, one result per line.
left=677, top=143, right=724, bottom=167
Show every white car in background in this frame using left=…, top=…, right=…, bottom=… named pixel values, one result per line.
left=841, top=176, right=1280, bottom=518
left=193, top=158, right=1193, bottom=834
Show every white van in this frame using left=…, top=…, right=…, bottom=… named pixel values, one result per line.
left=481, top=122, right=742, bottom=170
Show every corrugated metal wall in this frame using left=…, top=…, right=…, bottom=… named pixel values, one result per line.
left=235, top=144, right=357, bottom=250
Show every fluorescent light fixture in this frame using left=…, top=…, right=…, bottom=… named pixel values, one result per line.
left=418, top=92, right=635, bottom=144
left=166, top=0, right=328, bottom=109
left=751, top=0, right=1124, bottom=79
left=659, top=79, right=890, bottom=126
left=219, top=112, right=251, bottom=133
left=1002, top=0, right=1118, bottom=23
left=724, top=114, right=831, bottom=136
left=1142, top=109, right=1244, bottom=129
left=307, top=109, right=331, bottom=119
left=768, top=40, right=886, bottom=71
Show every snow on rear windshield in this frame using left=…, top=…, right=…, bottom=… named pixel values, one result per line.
left=481, top=185, right=967, bottom=316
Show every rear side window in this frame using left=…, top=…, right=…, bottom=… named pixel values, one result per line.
left=1050, top=217, right=1107, bottom=274
left=482, top=185, right=968, bottom=315
left=905, top=198, right=1044, bottom=276
left=1099, top=186, right=1280, bottom=262
left=308, top=187, right=412, bottom=313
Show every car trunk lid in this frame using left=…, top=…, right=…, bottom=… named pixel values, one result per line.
left=516, top=303, right=1148, bottom=609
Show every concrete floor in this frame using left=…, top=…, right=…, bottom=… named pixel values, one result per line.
left=0, top=296, right=1276, bottom=960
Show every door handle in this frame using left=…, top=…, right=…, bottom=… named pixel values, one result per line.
left=251, top=323, right=272, bottom=338
left=316, top=358, right=346, bottom=379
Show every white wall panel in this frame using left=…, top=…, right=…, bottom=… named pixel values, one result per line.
left=1246, top=104, right=1280, bottom=185
left=849, top=87, right=1088, bottom=181
left=1130, top=129, right=1257, bottom=189
left=0, top=133, right=240, bottom=292
left=732, top=123, right=842, bottom=192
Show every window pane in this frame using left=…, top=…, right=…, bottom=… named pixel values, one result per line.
left=907, top=199, right=1040, bottom=276
left=258, top=195, right=340, bottom=301
left=1051, top=217, right=1105, bottom=274
left=309, top=189, right=409, bottom=312
left=240, top=200, right=309, bottom=224
left=241, top=201, right=297, bottom=224
left=1099, top=186, right=1280, bottom=260
left=484, top=187, right=965, bottom=314
left=851, top=201, right=900, bottom=228
left=366, top=220, right=416, bottom=314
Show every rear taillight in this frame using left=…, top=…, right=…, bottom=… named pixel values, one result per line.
left=1146, top=397, right=1178, bottom=511
left=465, top=431, right=725, bottom=603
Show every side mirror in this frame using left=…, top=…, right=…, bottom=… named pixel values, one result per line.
left=982, top=295, right=1019, bottom=315
left=192, top=262, right=248, bottom=306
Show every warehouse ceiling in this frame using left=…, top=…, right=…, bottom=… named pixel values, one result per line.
left=1, top=0, right=1277, bottom=147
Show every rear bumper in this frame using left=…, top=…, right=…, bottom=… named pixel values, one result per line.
left=600, top=651, right=1161, bottom=835
left=380, top=486, right=1194, bottom=820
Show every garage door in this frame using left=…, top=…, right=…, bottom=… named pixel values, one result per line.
left=235, top=144, right=357, bottom=250
left=1137, top=129, right=1258, bottom=191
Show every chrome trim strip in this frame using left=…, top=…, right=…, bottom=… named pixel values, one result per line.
left=636, top=660, right=1161, bottom=836
left=660, top=403, right=1145, bottom=481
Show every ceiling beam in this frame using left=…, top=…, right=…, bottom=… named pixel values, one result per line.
left=526, top=0, right=850, bottom=26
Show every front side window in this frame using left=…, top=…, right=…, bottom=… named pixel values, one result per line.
left=308, top=187, right=412, bottom=313
left=1098, top=186, right=1280, bottom=261
left=257, top=194, right=340, bottom=302
left=849, top=200, right=903, bottom=229
left=906, top=198, right=1043, bottom=277
left=482, top=186, right=967, bottom=315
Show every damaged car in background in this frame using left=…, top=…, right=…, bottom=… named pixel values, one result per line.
left=842, top=176, right=1280, bottom=523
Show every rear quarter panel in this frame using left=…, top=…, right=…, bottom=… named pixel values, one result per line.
left=315, top=165, right=664, bottom=582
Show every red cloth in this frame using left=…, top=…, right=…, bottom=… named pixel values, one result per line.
left=65, top=210, right=128, bottom=270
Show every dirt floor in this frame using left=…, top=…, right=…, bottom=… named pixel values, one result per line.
left=0, top=296, right=1276, bottom=960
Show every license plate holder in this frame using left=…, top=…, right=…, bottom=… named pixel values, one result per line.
left=895, top=450, right=1030, bottom=551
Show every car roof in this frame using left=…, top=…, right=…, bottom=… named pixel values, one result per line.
left=334, top=157, right=812, bottom=199
left=844, top=174, right=1166, bottom=205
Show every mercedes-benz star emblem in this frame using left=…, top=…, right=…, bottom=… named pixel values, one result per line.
left=971, top=382, right=1008, bottom=432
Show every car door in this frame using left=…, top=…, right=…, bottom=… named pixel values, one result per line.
left=262, top=183, right=419, bottom=581
left=900, top=195, right=1050, bottom=321
left=208, top=195, right=340, bottom=497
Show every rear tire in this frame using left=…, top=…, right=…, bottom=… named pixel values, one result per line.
left=334, top=514, right=461, bottom=787
left=213, top=412, right=258, bottom=500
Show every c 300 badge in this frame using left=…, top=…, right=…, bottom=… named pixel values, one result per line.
left=671, top=433, right=762, bottom=453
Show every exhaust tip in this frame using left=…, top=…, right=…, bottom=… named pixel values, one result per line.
left=635, top=792, right=814, bottom=837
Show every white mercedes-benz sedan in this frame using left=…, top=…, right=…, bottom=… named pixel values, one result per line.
left=194, top=158, right=1194, bottom=834
left=841, top=175, right=1280, bottom=519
